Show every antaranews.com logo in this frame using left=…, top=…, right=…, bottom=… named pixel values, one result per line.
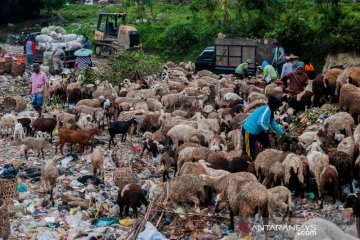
left=238, top=223, right=317, bottom=236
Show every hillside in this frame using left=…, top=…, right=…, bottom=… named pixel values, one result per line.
left=56, top=1, right=360, bottom=68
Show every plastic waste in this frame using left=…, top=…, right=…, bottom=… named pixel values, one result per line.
left=17, top=184, right=27, bottom=192
left=94, top=217, right=119, bottom=227
left=119, top=218, right=135, bottom=227
left=137, top=222, right=165, bottom=240
left=0, top=164, right=19, bottom=178
left=308, top=192, right=315, bottom=199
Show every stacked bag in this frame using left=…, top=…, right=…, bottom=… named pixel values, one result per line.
left=36, top=26, right=84, bottom=67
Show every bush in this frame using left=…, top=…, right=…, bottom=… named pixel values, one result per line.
left=107, top=50, right=162, bottom=85
left=161, top=23, right=197, bottom=56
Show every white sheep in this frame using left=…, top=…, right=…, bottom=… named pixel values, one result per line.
left=223, top=92, right=242, bottom=101
left=13, top=122, right=25, bottom=141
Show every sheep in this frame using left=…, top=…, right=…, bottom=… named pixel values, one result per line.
left=337, top=136, right=356, bottom=159
left=294, top=218, right=358, bottom=240
left=31, top=117, right=57, bottom=143
left=281, top=153, right=304, bottom=195
left=108, top=118, right=138, bottom=148
left=339, top=84, right=360, bottom=123
left=205, top=151, right=251, bottom=173
left=323, top=67, right=342, bottom=96
left=348, top=66, right=360, bottom=87
left=298, top=131, right=319, bottom=149
left=183, top=129, right=214, bottom=147
left=13, top=122, right=25, bottom=141
left=41, top=158, right=59, bottom=205
left=76, top=114, right=94, bottom=129
left=166, top=125, right=196, bottom=150
left=335, top=67, right=351, bottom=96
left=160, top=150, right=176, bottom=181
left=214, top=175, right=269, bottom=235
left=76, top=97, right=105, bottom=108
left=244, top=99, right=267, bottom=113
left=179, top=162, right=206, bottom=176
left=74, top=105, right=105, bottom=125
left=191, top=112, right=220, bottom=134
left=209, top=134, right=227, bottom=152
left=254, top=149, right=288, bottom=184
left=227, top=129, right=242, bottom=152
left=319, top=165, right=339, bottom=209
left=323, top=111, right=354, bottom=138
left=22, top=137, right=49, bottom=159
left=268, top=161, right=284, bottom=187
left=139, top=113, right=161, bottom=133
left=144, top=97, right=162, bottom=112
left=264, top=83, right=283, bottom=98
left=223, top=92, right=242, bottom=101
left=117, top=183, right=149, bottom=217
left=91, top=146, right=104, bottom=180
left=247, top=91, right=267, bottom=103
left=55, top=128, right=99, bottom=155
left=312, top=74, right=327, bottom=107
left=267, top=186, right=292, bottom=223
left=161, top=92, right=181, bottom=111
left=329, top=151, right=353, bottom=198
left=0, top=114, right=17, bottom=137
left=197, top=160, right=231, bottom=177
left=164, top=174, right=206, bottom=212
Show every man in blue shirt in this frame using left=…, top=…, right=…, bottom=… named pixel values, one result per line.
left=83, top=36, right=91, bottom=49
left=242, top=95, right=287, bottom=160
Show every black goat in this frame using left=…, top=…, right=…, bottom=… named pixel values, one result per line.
left=344, top=194, right=360, bottom=238
left=108, top=118, right=138, bottom=149
left=141, top=139, right=164, bottom=158
left=18, top=118, right=32, bottom=136
left=117, top=183, right=149, bottom=217
left=32, top=117, right=57, bottom=143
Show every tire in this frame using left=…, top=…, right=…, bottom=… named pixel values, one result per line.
left=95, top=45, right=102, bottom=56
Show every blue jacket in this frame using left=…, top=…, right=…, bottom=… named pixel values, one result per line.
left=243, top=105, right=285, bottom=135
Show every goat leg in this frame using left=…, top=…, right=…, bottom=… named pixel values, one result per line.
left=24, top=149, right=28, bottom=160
left=229, top=208, right=235, bottom=231
left=124, top=205, right=130, bottom=217
left=41, top=149, right=44, bottom=159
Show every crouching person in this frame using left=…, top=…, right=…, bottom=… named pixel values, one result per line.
left=242, top=95, right=287, bottom=160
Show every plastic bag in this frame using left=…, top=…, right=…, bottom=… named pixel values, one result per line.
left=137, top=222, right=166, bottom=240
left=67, top=41, right=83, bottom=51
left=55, top=26, right=67, bottom=34
left=63, top=34, right=78, bottom=42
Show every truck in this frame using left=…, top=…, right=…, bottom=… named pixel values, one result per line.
left=195, top=37, right=276, bottom=75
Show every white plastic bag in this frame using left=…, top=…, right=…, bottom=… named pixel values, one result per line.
left=63, top=34, right=77, bottom=42
left=137, top=222, right=166, bottom=240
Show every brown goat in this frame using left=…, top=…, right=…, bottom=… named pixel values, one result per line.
left=55, top=127, right=99, bottom=155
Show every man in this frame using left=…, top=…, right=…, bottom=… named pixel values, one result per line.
left=235, top=59, right=253, bottom=79
left=83, top=36, right=91, bottom=49
left=282, top=62, right=308, bottom=95
left=288, top=54, right=300, bottom=68
left=280, top=57, right=292, bottom=79
left=271, top=41, right=285, bottom=76
left=26, top=37, right=36, bottom=65
left=260, top=61, right=278, bottom=84
left=242, top=95, right=287, bottom=160
left=52, top=47, right=66, bottom=74
left=29, top=63, right=48, bottom=111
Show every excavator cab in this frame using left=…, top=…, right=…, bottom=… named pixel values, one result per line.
left=94, top=13, right=140, bottom=56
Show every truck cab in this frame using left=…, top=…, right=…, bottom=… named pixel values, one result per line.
left=195, top=46, right=215, bottom=72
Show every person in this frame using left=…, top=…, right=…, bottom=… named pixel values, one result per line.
left=260, top=61, right=278, bottom=84
left=26, top=37, right=36, bottom=65
left=242, top=95, right=286, bottom=160
left=83, top=36, right=91, bottom=49
left=235, top=59, right=253, bottom=79
left=282, top=62, right=308, bottom=95
left=29, top=63, right=48, bottom=112
left=52, top=47, right=66, bottom=74
left=280, top=57, right=293, bottom=79
left=271, top=41, right=285, bottom=76
left=288, top=54, right=300, bottom=68
left=74, top=48, right=93, bottom=73
left=304, top=58, right=316, bottom=80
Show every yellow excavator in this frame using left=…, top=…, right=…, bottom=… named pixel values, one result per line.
left=94, top=13, right=140, bottom=56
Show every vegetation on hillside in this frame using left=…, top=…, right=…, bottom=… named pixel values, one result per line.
left=57, top=0, right=360, bottom=69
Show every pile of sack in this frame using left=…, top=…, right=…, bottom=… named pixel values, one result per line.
left=35, top=26, right=84, bottom=67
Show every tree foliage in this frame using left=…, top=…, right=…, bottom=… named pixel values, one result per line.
left=0, top=0, right=66, bottom=23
